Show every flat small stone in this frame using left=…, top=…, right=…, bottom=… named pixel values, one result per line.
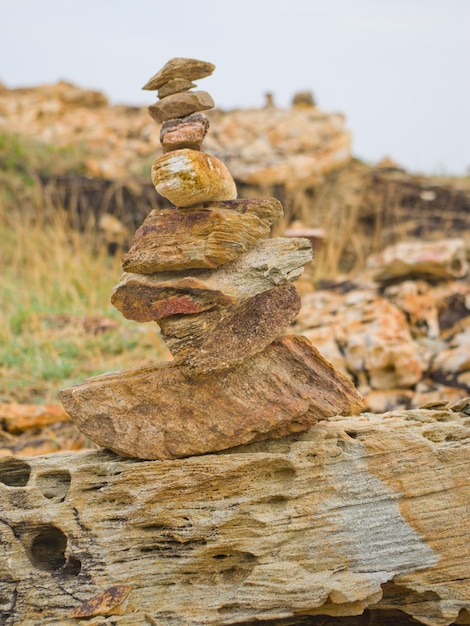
left=148, top=91, right=214, bottom=123
left=121, top=198, right=283, bottom=273
left=160, top=112, right=209, bottom=152
left=142, top=58, right=215, bottom=91
left=158, top=283, right=301, bottom=375
left=152, top=148, right=237, bottom=207
left=450, top=397, right=470, bottom=414
left=157, top=78, right=196, bottom=99
left=112, top=237, right=313, bottom=322
left=111, top=278, right=233, bottom=323
left=60, top=334, right=365, bottom=460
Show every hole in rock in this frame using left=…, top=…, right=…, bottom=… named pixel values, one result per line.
left=235, top=608, right=425, bottom=624
left=266, top=494, right=288, bottom=505
left=36, top=470, right=71, bottom=501
left=28, top=524, right=67, bottom=571
left=0, top=458, right=31, bottom=487
left=62, top=556, right=82, bottom=577
left=203, top=552, right=257, bottom=584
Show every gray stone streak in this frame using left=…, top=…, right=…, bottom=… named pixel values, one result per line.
left=0, top=409, right=469, bottom=625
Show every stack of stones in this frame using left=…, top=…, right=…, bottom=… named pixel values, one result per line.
left=61, top=58, right=364, bottom=460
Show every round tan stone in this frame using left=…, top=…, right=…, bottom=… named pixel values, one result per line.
left=151, top=148, right=237, bottom=207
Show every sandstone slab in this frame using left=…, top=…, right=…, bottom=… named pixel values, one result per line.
left=158, top=284, right=301, bottom=374
left=60, top=334, right=364, bottom=460
left=148, top=91, right=214, bottom=123
left=152, top=148, right=237, bottom=206
left=142, top=57, right=215, bottom=90
left=121, top=198, right=283, bottom=273
left=112, top=237, right=313, bottom=322
left=2, top=407, right=469, bottom=625
left=336, top=292, right=426, bottom=390
left=160, top=112, right=209, bottom=152
left=295, top=288, right=426, bottom=391
left=367, top=238, right=469, bottom=283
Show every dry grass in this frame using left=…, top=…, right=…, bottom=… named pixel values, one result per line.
left=0, top=137, right=372, bottom=404
left=281, top=162, right=372, bottom=277
left=0, top=144, right=167, bottom=404
left=3, top=132, right=466, bottom=405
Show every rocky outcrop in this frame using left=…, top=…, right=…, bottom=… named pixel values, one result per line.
left=0, top=405, right=469, bottom=625
left=0, top=79, right=351, bottom=183
left=367, top=239, right=469, bottom=283
left=292, top=241, right=470, bottom=413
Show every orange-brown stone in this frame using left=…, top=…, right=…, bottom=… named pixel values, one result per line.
left=160, top=112, right=209, bottom=152
left=60, top=334, right=365, bottom=460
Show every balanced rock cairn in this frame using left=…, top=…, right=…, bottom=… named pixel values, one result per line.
left=61, top=58, right=364, bottom=460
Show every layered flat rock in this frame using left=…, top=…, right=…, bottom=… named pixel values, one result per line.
left=158, top=283, right=301, bottom=375
left=60, top=334, right=365, bottom=460
left=112, top=237, right=313, bottom=322
left=148, top=91, right=214, bottom=123
left=142, top=57, right=215, bottom=91
left=152, top=148, right=237, bottom=206
left=160, top=112, right=209, bottom=152
left=157, top=78, right=195, bottom=99
left=121, top=197, right=283, bottom=273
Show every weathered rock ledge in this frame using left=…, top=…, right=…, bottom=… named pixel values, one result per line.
left=0, top=407, right=469, bottom=625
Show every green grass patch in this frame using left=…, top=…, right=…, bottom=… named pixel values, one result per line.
left=0, top=153, right=167, bottom=403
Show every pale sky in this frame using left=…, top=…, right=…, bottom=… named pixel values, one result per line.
left=1, top=0, right=469, bottom=175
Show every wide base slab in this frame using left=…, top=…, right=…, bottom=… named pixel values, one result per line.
left=2, top=407, right=469, bottom=625
left=60, top=335, right=364, bottom=460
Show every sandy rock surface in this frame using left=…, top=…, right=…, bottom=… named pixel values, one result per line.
left=0, top=405, right=469, bottom=625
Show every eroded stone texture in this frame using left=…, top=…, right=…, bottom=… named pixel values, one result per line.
left=142, top=57, right=215, bottom=90
left=158, top=284, right=302, bottom=374
left=60, top=334, right=364, bottom=460
left=121, top=198, right=283, bottom=273
left=148, top=91, right=214, bottom=123
left=3, top=408, right=469, bottom=625
left=112, top=237, right=313, bottom=322
left=152, top=148, right=237, bottom=206
left=160, top=112, right=209, bottom=152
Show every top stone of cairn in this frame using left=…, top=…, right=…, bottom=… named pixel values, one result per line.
left=142, top=57, right=216, bottom=91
